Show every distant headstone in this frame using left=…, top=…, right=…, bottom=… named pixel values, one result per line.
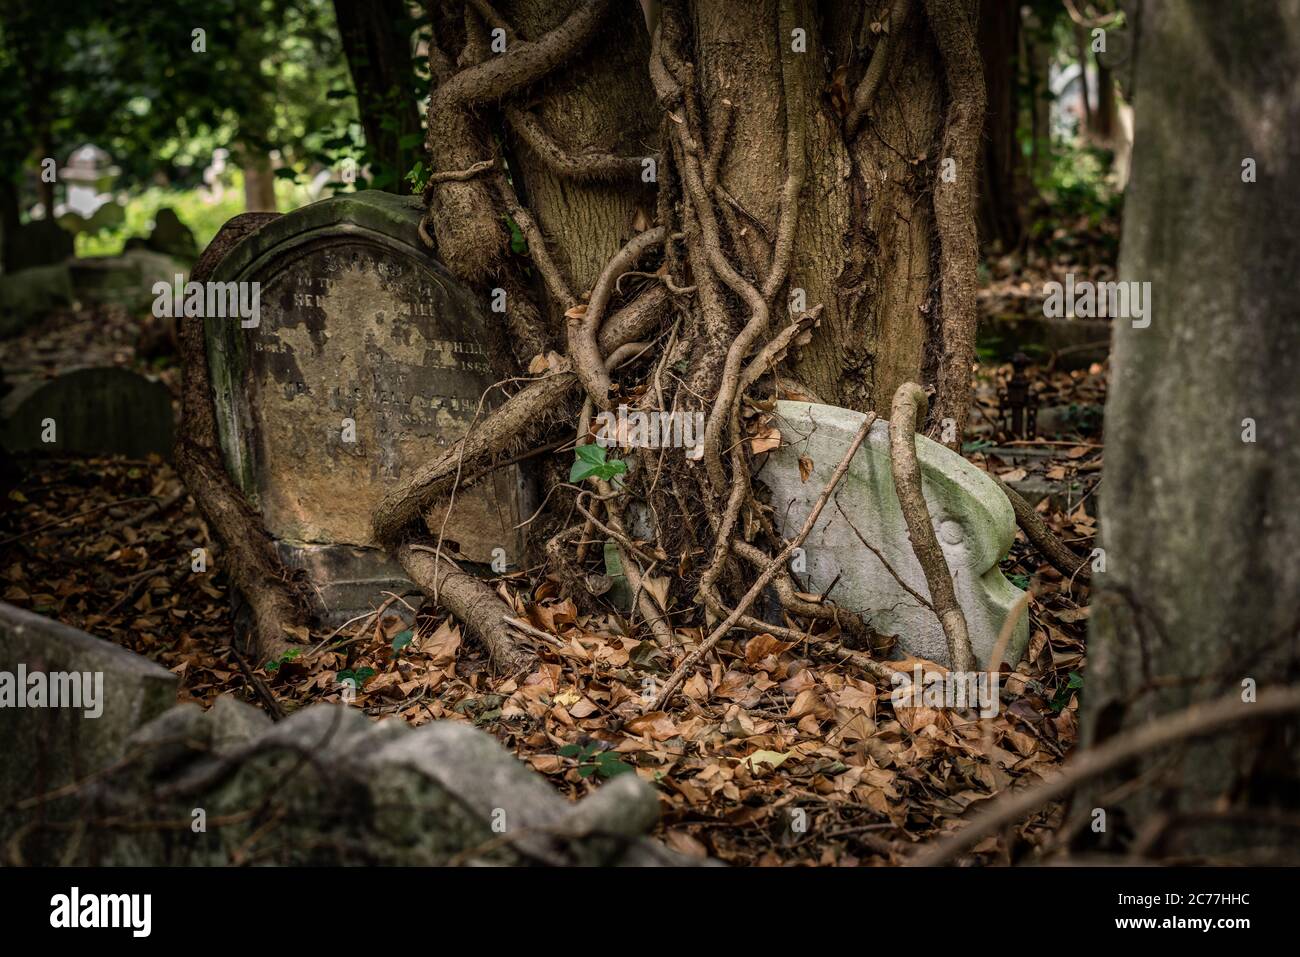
left=69, top=248, right=182, bottom=313
left=0, top=263, right=74, bottom=337
left=757, top=401, right=1029, bottom=668
left=0, top=366, right=174, bottom=459
left=204, top=192, right=528, bottom=625
left=143, top=207, right=198, bottom=262
left=6, top=218, right=74, bottom=274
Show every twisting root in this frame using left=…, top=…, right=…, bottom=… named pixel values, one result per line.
left=889, top=382, right=977, bottom=672
left=649, top=413, right=877, bottom=711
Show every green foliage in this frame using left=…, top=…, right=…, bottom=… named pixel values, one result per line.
left=336, top=666, right=376, bottom=687
left=264, top=647, right=303, bottom=672
left=503, top=214, right=527, bottom=255
left=569, top=444, right=628, bottom=483
left=0, top=0, right=360, bottom=204
left=1050, top=671, right=1084, bottom=712
left=73, top=172, right=320, bottom=257
left=390, top=629, right=414, bottom=654
left=558, top=741, right=634, bottom=779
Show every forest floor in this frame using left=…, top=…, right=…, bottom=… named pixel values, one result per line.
left=0, top=221, right=1113, bottom=865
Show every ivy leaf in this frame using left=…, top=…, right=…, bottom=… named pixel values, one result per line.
left=391, top=629, right=414, bottom=654
left=569, top=443, right=628, bottom=482
left=595, top=752, right=634, bottom=778
left=502, top=214, right=528, bottom=254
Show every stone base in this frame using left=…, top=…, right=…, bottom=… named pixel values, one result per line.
left=275, top=541, right=425, bottom=629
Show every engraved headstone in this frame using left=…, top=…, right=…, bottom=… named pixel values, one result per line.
left=204, top=192, right=528, bottom=625
left=757, top=401, right=1029, bottom=669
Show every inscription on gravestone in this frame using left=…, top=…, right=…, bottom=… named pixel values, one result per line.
left=205, top=192, right=528, bottom=624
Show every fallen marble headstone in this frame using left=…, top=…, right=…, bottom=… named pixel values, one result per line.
left=204, top=192, right=531, bottom=626
left=757, top=401, right=1029, bottom=668
left=0, top=366, right=174, bottom=460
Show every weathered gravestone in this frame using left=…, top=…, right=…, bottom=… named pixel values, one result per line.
left=757, top=401, right=1029, bottom=669
left=0, top=603, right=689, bottom=866
left=0, top=366, right=174, bottom=459
left=204, top=192, right=529, bottom=625
left=0, top=601, right=179, bottom=853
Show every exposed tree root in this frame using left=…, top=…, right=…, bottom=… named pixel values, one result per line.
left=994, top=476, right=1092, bottom=584
left=649, top=412, right=877, bottom=711
left=889, top=382, right=977, bottom=672
left=922, top=0, right=986, bottom=447
left=177, top=213, right=309, bottom=664
left=397, top=544, right=533, bottom=674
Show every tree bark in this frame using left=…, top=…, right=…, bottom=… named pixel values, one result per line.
left=977, top=0, right=1027, bottom=250
left=1076, top=0, right=1300, bottom=861
left=333, top=0, right=422, bottom=192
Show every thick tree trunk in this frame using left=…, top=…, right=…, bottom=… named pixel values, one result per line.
left=333, top=0, right=422, bottom=192
left=383, top=0, right=983, bottom=667
left=1077, top=0, right=1300, bottom=861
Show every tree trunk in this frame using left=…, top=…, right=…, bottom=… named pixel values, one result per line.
left=1077, top=0, right=1300, bottom=861
left=0, top=174, right=19, bottom=274
left=240, top=147, right=278, bottom=212
left=977, top=0, right=1027, bottom=250
left=375, top=0, right=984, bottom=670
left=333, top=0, right=422, bottom=192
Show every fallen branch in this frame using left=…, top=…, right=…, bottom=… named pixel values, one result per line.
left=907, top=685, right=1300, bottom=866
left=889, top=382, right=977, bottom=672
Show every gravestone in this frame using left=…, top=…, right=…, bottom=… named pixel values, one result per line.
left=0, top=601, right=179, bottom=851
left=0, top=604, right=689, bottom=866
left=757, top=401, right=1029, bottom=669
left=5, top=218, right=75, bottom=274
left=204, top=191, right=528, bottom=626
left=142, top=207, right=198, bottom=262
left=0, top=366, right=174, bottom=459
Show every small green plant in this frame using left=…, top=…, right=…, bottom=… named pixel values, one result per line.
left=502, top=214, right=528, bottom=254
left=1050, top=671, right=1084, bottom=712
left=391, top=629, right=414, bottom=654
left=558, top=741, right=634, bottom=779
left=264, top=647, right=302, bottom=672
left=569, top=443, right=627, bottom=483
left=336, top=666, right=376, bottom=687
left=405, top=160, right=428, bottom=193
